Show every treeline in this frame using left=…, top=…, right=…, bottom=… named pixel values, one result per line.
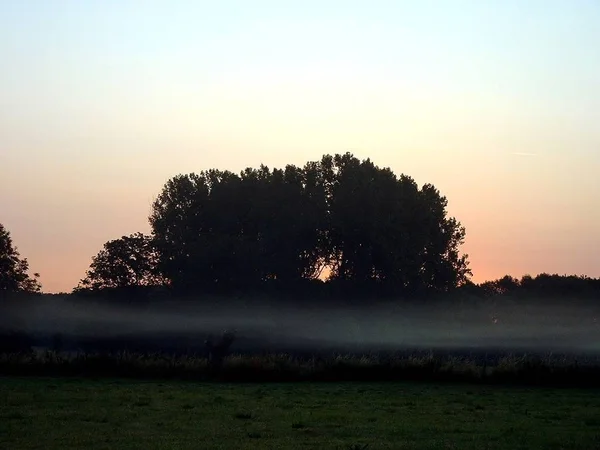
left=2, top=153, right=599, bottom=301
left=67, top=273, right=600, bottom=303
left=473, top=274, right=600, bottom=299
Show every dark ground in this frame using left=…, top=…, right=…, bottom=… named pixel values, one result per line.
left=2, top=377, right=600, bottom=450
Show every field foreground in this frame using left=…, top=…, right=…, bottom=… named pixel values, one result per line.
left=1, top=378, right=600, bottom=449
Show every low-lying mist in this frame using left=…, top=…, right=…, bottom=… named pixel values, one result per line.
left=2, top=295, right=600, bottom=355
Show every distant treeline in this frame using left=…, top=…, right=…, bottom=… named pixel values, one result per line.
left=66, top=273, right=600, bottom=303
left=464, top=273, right=600, bottom=299
left=1, top=153, right=598, bottom=301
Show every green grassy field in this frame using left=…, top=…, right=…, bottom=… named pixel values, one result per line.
left=1, top=378, right=600, bottom=450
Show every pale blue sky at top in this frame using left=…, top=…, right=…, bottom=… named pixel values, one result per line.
left=0, top=0, right=599, bottom=292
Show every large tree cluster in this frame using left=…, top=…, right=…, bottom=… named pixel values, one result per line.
left=78, top=153, right=472, bottom=296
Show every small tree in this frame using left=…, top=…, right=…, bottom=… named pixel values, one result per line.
left=76, top=232, right=163, bottom=291
left=0, top=223, right=41, bottom=293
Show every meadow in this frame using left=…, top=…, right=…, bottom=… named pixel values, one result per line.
left=2, top=377, right=600, bottom=450
left=3, top=293, right=600, bottom=448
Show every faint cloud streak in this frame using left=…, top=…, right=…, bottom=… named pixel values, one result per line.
left=511, top=152, right=538, bottom=157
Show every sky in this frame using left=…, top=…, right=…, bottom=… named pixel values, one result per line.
left=1, top=0, right=599, bottom=293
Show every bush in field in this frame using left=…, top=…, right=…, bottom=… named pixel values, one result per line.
left=204, top=330, right=236, bottom=368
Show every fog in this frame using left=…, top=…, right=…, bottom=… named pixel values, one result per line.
left=2, top=295, right=600, bottom=356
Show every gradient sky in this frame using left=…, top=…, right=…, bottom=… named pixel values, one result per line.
left=1, top=0, right=599, bottom=293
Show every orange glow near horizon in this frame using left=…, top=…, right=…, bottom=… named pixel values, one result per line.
left=1, top=2, right=599, bottom=293
left=4, top=148, right=598, bottom=294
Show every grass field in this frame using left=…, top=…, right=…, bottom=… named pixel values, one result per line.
left=1, top=378, right=600, bottom=449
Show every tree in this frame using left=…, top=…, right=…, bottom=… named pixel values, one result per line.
left=415, top=184, right=471, bottom=291
left=150, top=165, right=330, bottom=292
left=149, top=172, right=230, bottom=292
left=323, top=153, right=471, bottom=293
left=76, top=233, right=163, bottom=291
left=479, top=275, right=520, bottom=296
left=149, top=153, right=471, bottom=296
left=238, top=163, right=328, bottom=282
left=0, top=223, right=41, bottom=293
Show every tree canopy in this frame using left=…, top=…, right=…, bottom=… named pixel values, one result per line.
left=0, top=223, right=41, bottom=294
left=73, top=153, right=600, bottom=301
left=76, top=233, right=162, bottom=291
left=147, top=153, right=471, bottom=295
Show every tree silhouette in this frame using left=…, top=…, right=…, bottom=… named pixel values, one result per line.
left=149, top=162, right=332, bottom=293
left=238, top=163, right=329, bottom=282
left=0, top=223, right=41, bottom=293
left=149, top=153, right=471, bottom=295
left=478, top=273, right=600, bottom=299
left=76, top=232, right=163, bottom=291
left=314, top=153, right=471, bottom=292
left=479, top=275, right=520, bottom=296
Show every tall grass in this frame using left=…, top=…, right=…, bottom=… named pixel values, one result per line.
left=1, top=350, right=599, bottom=387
